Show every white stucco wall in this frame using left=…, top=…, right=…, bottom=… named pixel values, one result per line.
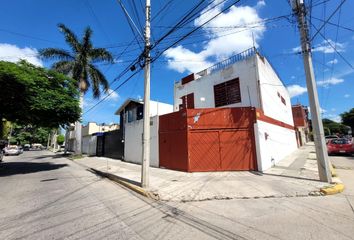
left=256, top=55, right=294, bottom=125
left=149, top=101, right=174, bottom=116
left=124, top=116, right=159, bottom=167
left=254, top=120, right=298, bottom=171
left=174, top=56, right=260, bottom=111
left=82, top=135, right=97, bottom=156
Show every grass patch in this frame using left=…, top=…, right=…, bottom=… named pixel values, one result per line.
left=69, top=154, right=84, bottom=160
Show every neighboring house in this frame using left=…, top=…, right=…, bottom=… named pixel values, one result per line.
left=292, top=104, right=310, bottom=146
left=65, top=122, right=120, bottom=156
left=160, top=47, right=297, bottom=172
left=115, top=98, right=173, bottom=167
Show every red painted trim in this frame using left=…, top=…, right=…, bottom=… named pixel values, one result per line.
left=256, top=109, right=295, bottom=130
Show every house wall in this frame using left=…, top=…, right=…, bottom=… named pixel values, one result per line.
left=82, top=122, right=119, bottom=136
left=82, top=135, right=97, bottom=156
left=124, top=116, right=159, bottom=167
left=149, top=101, right=174, bottom=116
left=292, top=105, right=307, bottom=127
left=254, top=120, right=297, bottom=171
left=256, top=55, right=294, bottom=125
left=174, top=56, right=260, bottom=111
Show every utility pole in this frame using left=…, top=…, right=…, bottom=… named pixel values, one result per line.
left=292, top=0, right=332, bottom=182
left=141, top=0, right=151, bottom=188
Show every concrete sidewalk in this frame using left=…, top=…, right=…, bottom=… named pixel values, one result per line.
left=73, top=142, right=329, bottom=202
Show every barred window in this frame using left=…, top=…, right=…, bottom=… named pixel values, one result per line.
left=213, top=78, right=241, bottom=107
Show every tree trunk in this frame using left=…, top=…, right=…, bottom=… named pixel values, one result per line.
left=75, top=91, right=84, bottom=155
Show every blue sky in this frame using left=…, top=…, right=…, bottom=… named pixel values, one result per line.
left=0, top=0, right=353, bottom=124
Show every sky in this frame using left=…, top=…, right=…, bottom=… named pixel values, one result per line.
left=0, top=0, right=353, bottom=125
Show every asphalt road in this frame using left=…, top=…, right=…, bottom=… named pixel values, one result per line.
left=0, top=151, right=354, bottom=240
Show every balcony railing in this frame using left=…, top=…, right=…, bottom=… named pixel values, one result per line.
left=196, top=47, right=257, bottom=77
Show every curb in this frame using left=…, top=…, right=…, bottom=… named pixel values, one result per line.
left=320, top=183, right=345, bottom=195
left=89, top=168, right=160, bottom=201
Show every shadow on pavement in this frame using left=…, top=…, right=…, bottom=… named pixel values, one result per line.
left=33, top=154, right=69, bottom=160
left=0, top=162, right=68, bottom=177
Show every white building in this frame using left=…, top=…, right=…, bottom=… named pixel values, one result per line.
left=173, top=48, right=297, bottom=171
left=115, top=99, right=173, bottom=167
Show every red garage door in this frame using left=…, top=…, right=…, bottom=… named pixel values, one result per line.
left=188, top=129, right=256, bottom=172
left=219, top=130, right=256, bottom=170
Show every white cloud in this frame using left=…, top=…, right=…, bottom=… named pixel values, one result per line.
left=331, top=108, right=336, bottom=112
left=317, top=77, right=344, bottom=87
left=327, top=58, right=338, bottom=65
left=287, top=84, right=307, bottom=98
left=256, top=0, right=266, bottom=8
left=344, top=94, right=350, bottom=98
left=164, top=2, right=265, bottom=73
left=165, top=46, right=212, bottom=73
left=320, top=108, right=327, bottom=114
left=83, top=99, right=95, bottom=108
left=312, top=40, right=345, bottom=54
left=323, top=113, right=341, bottom=123
left=292, top=40, right=345, bottom=54
left=0, top=43, right=43, bottom=66
left=104, top=89, right=120, bottom=101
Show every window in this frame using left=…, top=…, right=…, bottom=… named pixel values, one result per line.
left=179, top=93, right=195, bottom=110
left=127, top=108, right=137, bottom=122
left=281, top=96, right=286, bottom=105
left=213, top=78, right=241, bottom=107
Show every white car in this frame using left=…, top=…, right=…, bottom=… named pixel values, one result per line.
left=4, top=145, right=21, bottom=156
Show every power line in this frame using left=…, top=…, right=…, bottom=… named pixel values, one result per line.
left=0, top=28, right=61, bottom=45
left=310, top=0, right=346, bottom=41
left=311, top=16, right=354, bottom=33
left=311, top=23, right=354, bottom=69
left=83, top=0, right=243, bottom=114
left=116, top=0, right=144, bottom=49
left=151, top=0, right=242, bottom=63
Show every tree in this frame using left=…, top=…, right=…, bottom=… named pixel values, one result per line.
left=0, top=61, right=80, bottom=139
left=40, top=23, right=114, bottom=154
left=340, top=108, right=354, bottom=133
left=322, top=118, right=348, bottom=135
left=6, top=122, right=51, bottom=145
left=57, top=134, right=65, bottom=145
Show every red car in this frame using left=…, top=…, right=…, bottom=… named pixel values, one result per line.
left=327, top=138, right=354, bottom=155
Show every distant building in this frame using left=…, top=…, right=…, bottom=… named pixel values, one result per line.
left=292, top=104, right=310, bottom=146
left=66, top=122, right=119, bottom=155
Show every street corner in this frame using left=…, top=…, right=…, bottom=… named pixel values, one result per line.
left=90, top=168, right=160, bottom=201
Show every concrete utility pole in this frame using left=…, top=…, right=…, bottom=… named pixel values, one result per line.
left=292, top=0, right=332, bottom=182
left=141, top=0, right=151, bottom=188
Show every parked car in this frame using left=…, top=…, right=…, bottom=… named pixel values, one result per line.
left=23, top=144, right=30, bottom=151
left=31, top=143, right=44, bottom=150
left=0, top=140, right=5, bottom=162
left=4, top=145, right=21, bottom=156
left=327, top=138, right=354, bottom=155
left=0, top=149, right=3, bottom=162
left=325, top=135, right=339, bottom=144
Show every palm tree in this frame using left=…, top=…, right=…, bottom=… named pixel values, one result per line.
left=40, top=23, right=114, bottom=154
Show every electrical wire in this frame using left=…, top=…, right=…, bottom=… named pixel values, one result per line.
left=310, top=0, right=346, bottom=41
